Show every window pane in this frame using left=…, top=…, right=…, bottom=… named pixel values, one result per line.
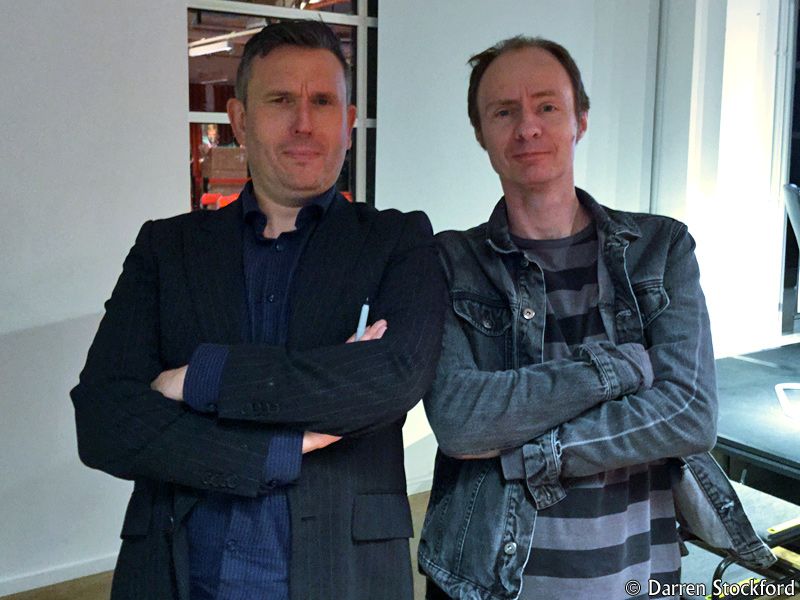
left=217, top=0, right=356, bottom=15
left=189, top=122, right=246, bottom=210
left=368, top=0, right=378, bottom=18
left=188, top=9, right=356, bottom=113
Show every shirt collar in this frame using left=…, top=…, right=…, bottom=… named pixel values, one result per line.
left=241, top=181, right=337, bottom=234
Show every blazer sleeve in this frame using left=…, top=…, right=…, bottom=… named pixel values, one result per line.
left=71, top=221, right=277, bottom=497
left=213, top=211, right=446, bottom=436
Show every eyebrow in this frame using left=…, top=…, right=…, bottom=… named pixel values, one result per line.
left=261, top=89, right=340, bottom=101
left=484, top=89, right=559, bottom=111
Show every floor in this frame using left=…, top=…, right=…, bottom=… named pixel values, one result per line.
left=5, top=490, right=800, bottom=600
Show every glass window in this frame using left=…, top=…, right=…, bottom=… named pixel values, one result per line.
left=188, top=10, right=356, bottom=113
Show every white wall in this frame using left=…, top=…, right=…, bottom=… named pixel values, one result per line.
left=0, top=1, right=187, bottom=594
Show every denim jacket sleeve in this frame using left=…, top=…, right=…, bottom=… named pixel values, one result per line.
left=424, top=234, right=654, bottom=459
left=542, top=222, right=718, bottom=481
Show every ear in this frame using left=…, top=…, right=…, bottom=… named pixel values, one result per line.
left=345, top=104, right=357, bottom=149
left=227, top=97, right=247, bottom=148
left=474, top=126, right=486, bottom=150
left=575, top=111, right=588, bottom=143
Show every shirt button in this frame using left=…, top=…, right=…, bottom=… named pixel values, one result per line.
left=522, top=308, right=535, bottom=320
left=520, top=257, right=529, bottom=268
left=267, top=294, right=276, bottom=303
left=504, top=541, right=517, bottom=555
left=226, top=540, right=237, bottom=551
left=275, top=243, right=284, bottom=252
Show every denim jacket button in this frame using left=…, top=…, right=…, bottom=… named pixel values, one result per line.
left=482, top=318, right=493, bottom=329
left=503, top=541, right=517, bottom=555
left=522, top=308, right=535, bottom=320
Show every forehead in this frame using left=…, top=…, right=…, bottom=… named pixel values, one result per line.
left=477, top=47, right=574, bottom=105
left=248, top=46, right=346, bottom=93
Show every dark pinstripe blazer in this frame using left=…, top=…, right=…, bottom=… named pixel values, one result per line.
left=71, top=195, right=445, bottom=600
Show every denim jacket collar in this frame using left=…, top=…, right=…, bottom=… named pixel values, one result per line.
left=485, top=188, right=641, bottom=258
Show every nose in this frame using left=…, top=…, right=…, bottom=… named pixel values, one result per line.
left=293, top=98, right=313, bottom=135
left=515, top=106, right=541, bottom=141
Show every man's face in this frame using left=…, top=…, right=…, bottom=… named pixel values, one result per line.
left=228, top=46, right=356, bottom=206
left=476, top=47, right=587, bottom=197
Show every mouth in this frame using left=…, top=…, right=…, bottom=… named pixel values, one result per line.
left=283, top=147, right=323, bottom=161
left=512, top=150, right=550, bottom=161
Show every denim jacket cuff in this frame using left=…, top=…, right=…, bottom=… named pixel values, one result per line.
left=522, top=429, right=565, bottom=509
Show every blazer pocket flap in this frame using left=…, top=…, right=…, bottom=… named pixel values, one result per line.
left=452, top=293, right=511, bottom=337
left=120, top=486, right=153, bottom=539
left=352, top=493, right=413, bottom=541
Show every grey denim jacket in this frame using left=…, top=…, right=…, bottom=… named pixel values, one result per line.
left=418, top=190, right=775, bottom=600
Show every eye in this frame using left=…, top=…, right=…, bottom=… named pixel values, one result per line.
left=494, top=107, right=513, bottom=118
left=314, top=96, right=333, bottom=106
left=541, top=103, right=558, bottom=113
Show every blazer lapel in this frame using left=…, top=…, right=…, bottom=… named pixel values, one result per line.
left=183, top=202, right=245, bottom=344
left=288, top=197, right=369, bottom=348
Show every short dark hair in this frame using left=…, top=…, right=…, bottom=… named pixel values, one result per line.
left=235, top=19, right=350, bottom=106
left=467, top=36, right=590, bottom=133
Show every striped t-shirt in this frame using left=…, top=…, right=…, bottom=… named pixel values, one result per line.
left=507, top=224, right=681, bottom=600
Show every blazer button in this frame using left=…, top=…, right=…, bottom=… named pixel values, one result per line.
left=522, top=308, right=535, bottom=320
left=503, top=541, right=517, bottom=555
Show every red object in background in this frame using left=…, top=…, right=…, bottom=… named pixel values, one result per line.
left=199, top=192, right=240, bottom=210
left=218, top=193, right=239, bottom=208
left=341, top=191, right=353, bottom=203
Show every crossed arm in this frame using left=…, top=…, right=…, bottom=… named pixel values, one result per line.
left=71, top=214, right=444, bottom=497
left=425, top=224, right=717, bottom=482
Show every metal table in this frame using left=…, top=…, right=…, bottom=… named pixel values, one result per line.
left=714, top=343, right=800, bottom=481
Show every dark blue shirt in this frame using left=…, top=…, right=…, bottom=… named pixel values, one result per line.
left=183, top=182, right=335, bottom=600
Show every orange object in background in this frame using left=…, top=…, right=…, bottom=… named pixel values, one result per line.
left=199, top=192, right=239, bottom=210
left=218, top=193, right=239, bottom=208
left=341, top=191, right=353, bottom=202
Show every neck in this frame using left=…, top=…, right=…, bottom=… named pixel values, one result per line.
left=254, top=192, right=303, bottom=239
left=504, top=185, right=590, bottom=240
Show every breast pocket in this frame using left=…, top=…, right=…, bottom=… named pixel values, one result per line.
left=632, top=280, right=669, bottom=329
left=451, top=292, right=512, bottom=371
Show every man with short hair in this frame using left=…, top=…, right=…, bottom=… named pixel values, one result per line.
left=72, top=20, right=443, bottom=600
left=418, top=36, right=772, bottom=600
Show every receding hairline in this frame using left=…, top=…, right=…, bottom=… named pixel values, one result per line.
left=475, top=49, right=579, bottom=115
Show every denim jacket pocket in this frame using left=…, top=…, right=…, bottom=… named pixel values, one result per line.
left=452, top=292, right=511, bottom=337
left=632, top=280, right=669, bottom=329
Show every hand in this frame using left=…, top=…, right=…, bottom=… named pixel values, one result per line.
left=346, top=319, right=388, bottom=343
left=302, top=431, right=342, bottom=454
left=150, top=366, right=188, bottom=401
